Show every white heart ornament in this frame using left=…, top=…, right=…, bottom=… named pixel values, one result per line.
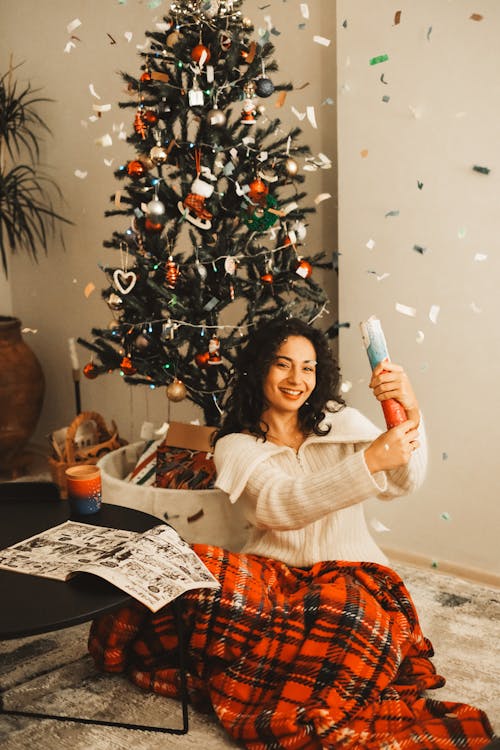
left=113, top=269, right=137, bottom=295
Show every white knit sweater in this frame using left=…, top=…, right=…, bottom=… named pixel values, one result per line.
left=213, top=405, right=427, bottom=567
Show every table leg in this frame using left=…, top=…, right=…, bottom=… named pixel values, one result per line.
left=0, top=600, right=189, bottom=734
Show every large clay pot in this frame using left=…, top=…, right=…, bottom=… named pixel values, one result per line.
left=0, top=316, right=45, bottom=470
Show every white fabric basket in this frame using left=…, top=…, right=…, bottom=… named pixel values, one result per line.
left=98, top=442, right=248, bottom=551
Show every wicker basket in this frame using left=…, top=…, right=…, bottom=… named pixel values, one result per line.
left=48, top=411, right=126, bottom=498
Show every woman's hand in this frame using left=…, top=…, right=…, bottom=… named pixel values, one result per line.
left=364, top=420, right=420, bottom=474
left=369, top=361, right=420, bottom=425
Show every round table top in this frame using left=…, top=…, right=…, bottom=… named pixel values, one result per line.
left=0, top=497, right=162, bottom=639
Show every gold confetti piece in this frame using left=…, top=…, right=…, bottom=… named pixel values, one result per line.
left=84, top=282, right=96, bottom=298
left=66, top=18, right=82, bottom=34
left=275, top=90, right=287, bottom=108
left=470, top=13, right=483, bottom=21
left=394, top=10, right=402, bottom=25
left=360, top=149, right=369, bottom=158
left=151, top=71, right=170, bottom=82
left=114, top=191, right=122, bottom=207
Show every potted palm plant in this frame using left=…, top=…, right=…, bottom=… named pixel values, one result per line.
left=0, top=56, right=71, bottom=276
left=0, top=57, right=72, bottom=474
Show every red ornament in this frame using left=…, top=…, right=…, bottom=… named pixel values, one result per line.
left=261, top=272, right=274, bottom=284
left=191, top=44, right=211, bottom=64
left=120, top=356, right=137, bottom=375
left=142, top=109, right=158, bottom=125
left=195, top=351, right=210, bottom=368
left=248, top=178, right=269, bottom=203
left=134, top=110, right=147, bottom=139
left=165, top=255, right=180, bottom=288
left=145, top=218, right=163, bottom=232
left=83, top=362, right=98, bottom=379
left=295, top=259, right=313, bottom=279
left=127, top=160, right=146, bottom=178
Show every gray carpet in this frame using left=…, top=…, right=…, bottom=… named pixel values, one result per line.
left=1, top=563, right=499, bottom=749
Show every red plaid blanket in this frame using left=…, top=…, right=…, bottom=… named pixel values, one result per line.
left=88, top=546, right=494, bottom=749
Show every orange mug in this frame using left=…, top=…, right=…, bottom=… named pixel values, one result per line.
left=65, top=465, right=102, bottom=515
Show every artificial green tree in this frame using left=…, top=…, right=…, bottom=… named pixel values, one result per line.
left=79, top=0, right=334, bottom=426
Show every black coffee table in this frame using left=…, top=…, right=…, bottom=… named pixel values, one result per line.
left=0, top=497, right=188, bottom=733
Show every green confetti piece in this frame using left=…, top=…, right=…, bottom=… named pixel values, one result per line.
left=440, top=512, right=451, bottom=521
left=385, top=209, right=399, bottom=218
left=473, top=165, right=490, bottom=174
left=370, top=54, right=389, bottom=66
left=442, top=452, right=448, bottom=460
left=413, top=244, right=426, bottom=254
left=417, top=181, right=424, bottom=189
left=427, top=26, right=433, bottom=40
left=431, top=560, right=439, bottom=568
left=382, top=95, right=391, bottom=103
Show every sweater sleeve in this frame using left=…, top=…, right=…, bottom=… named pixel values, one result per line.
left=241, top=451, right=388, bottom=530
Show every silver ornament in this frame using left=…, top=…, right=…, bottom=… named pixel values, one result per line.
left=146, top=199, right=166, bottom=220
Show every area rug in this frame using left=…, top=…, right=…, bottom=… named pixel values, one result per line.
left=1, top=563, right=499, bottom=750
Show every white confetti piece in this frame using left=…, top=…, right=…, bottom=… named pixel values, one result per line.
left=74, top=170, right=88, bottom=179
left=93, top=104, right=112, bottom=113
left=370, top=519, right=390, bottom=533
left=314, top=35, right=331, bottom=46
left=283, top=202, right=299, bottom=215
left=89, top=83, right=101, bottom=100
left=458, top=227, right=466, bottom=239
left=306, top=106, right=318, bottom=128
left=291, top=106, right=306, bottom=121
left=64, top=41, right=76, bottom=54
left=408, top=105, right=422, bottom=119
left=375, top=272, right=390, bottom=282
left=21, top=327, right=38, bottom=334
left=104, top=159, right=114, bottom=167
left=340, top=380, right=352, bottom=394
left=300, top=3, right=309, bottom=19
left=66, top=18, right=81, bottom=34
left=474, top=253, right=487, bottom=261
left=470, top=302, right=482, bottom=313
left=366, top=238, right=376, bottom=250
left=124, top=31, right=133, bottom=43
left=95, top=134, right=113, bottom=147
left=429, top=305, right=440, bottom=324
left=396, top=303, right=416, bottom=317
left=314, top=193, right=331, bottom=205
left=88, top=115, right=99, bottom=123
left=416, top=330, right=425, bottom=343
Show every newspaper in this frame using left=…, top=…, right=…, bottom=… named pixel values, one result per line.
left=0, top=521, right=220, bottom=612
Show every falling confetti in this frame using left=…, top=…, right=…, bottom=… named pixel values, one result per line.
left=89, top=84, right=102, bottom=100
left=382, top=95, right=390, bottom=103
left=413, top=244, right=427, bottom=254
left=66, top=18, right=82, bottom=34
left=429, top=305, right=440, bottom=324
left=306, top=106, right=318, bottom=128
left=366, top=238, right=376, bottom=250
left=369, top=54, right=389, bottom=65
left=470, top=13, right=484, bottom=21
left=474, top=253, right=487, bottom=261
left=395, top=303, right=417, bottom=317
left=314, top=193, right=331, bottom=205
left=340, top=380, right=352, bottom=394
left=394, top=10, right=402, bottom=25
left=84, top=282, right=96, bottom=298
left=470, top=302, right=482, bottom=313
left=416, top=330, right=425, bottom=343
left=314, top=36, right=331, bottom=46
left=360, top=149, right=369, bottom=158
left=385, top=209, right=400, bottom=218
left=370, top=518, right=391, bottom=533
left=442, top=452, right=448, bottom=461
left=473, top=165, right=490, bottom=174
left=74, top=170, right=88, bottom=179
left=440, top=512, right=451, bottom=521
left=417, top=180, right=424, bottom=189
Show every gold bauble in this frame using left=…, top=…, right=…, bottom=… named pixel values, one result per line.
left=242, top=17, right=253, bottom=29
left=150, top=145, right=168, bottom=165
left=166, top=379, right=187, bottom=402
left=285, top=157, right=299, bottom=176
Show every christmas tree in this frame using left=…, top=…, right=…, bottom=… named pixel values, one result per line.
left=78, top=0, right=334, bottom=427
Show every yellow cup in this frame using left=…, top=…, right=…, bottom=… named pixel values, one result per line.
left=65, top=465, right=102, bottom=515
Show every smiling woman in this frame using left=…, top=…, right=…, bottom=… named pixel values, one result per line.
left=89, top=316, right=495, bottom=748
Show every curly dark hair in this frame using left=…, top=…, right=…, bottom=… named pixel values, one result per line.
left=213, top=317, right=344, bottom=444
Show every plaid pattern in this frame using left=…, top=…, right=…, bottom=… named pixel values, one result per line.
left=88, top=547, right=494, bottom=749
left=155, top=446, right=216, bottom=490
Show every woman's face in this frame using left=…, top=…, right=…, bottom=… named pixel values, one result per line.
left=262, top=335, right=317, bottom=418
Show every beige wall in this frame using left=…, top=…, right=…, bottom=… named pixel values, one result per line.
left=0, top=2, right=336, bottom=436
left=337, top=1, right=500, bottom=579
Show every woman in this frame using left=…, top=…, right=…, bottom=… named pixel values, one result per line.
left=89, top=317, right=495, bottom=749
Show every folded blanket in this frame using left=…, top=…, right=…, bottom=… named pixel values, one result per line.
left=88, top=546, right=494, bottom=749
